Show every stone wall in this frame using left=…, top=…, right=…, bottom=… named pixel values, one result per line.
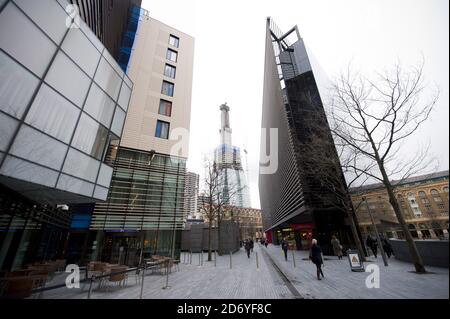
left=181, top=221, right=240, bottom=254
left=390, top=239, right=449, bottom=268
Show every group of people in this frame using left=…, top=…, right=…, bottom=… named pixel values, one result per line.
left=366, top=234, right=393, bottom=258
left=277, top=233, right=394, bottom=281
left=260, top=238, right=269, bottom=248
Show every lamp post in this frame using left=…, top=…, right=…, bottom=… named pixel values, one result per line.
left=363, top=197, right=388, bottom=267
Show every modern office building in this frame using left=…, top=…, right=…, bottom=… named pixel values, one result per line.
left=214, top=103, right=251, bottom=208
left=0, top=0, right=133, bottom=270
left=88, top=10, right=195, bottom=266
left=259, top=18, right=360, bottom=253
left=184, top=172, right=199, bottom=221
left=351, top=171, right=449, bottom=240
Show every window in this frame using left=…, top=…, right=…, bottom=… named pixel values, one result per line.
left=161, top=81, right=174, bottom=97
left=155, top=120, right=170, bottom=139
left=166, top=49, right=178, bottom=62
left=418, top=191, right=426, bottom=198
left=169, top=35, right=179, bottom=48
left=444, top=186, right=449, bottom=193
left=437, top=203, right=445, bottom=209
left=164, top=64, right=176, bottom=79
left=430, top=189, right=439, bottom=196
left=159, top=99, right=172, bottom=117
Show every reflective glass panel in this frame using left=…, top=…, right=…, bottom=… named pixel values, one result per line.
left=94, top=58, right=122, bottom=100
left=0, top=51, right=40, bottom=119
left=97, top=164, right=113, bottom=188
left=118, top=82, right=131, bottom=112
left=0, top=112, right=18, bottom=152
left=164, top=64, right=176, bottom=79
left=0, top=3, right=56, bottom=77
left=161, top=81, right=174, bottom=97
left=84, top=83, right=115, bottom=128
left=158, top=100, right=172, bottom=117
left=57, top=174, right=94, bottom=198
left=25, top=84, right=80, bottom=143
left=14, top=0, right=68, bottom=44
left=10, top=125, right=68, bottom=170
left=62, top=147, right=100, bottom=183
left=169, top=35, right=179, bottom=48
left=111, top=107, right=126, bottom=137
left=72, top=113, right=108, bottom=160
left=0, top=155, right=58, bottom=188
left=93, top=185, right=108, bottom=200
left=166, top=49, right=178, bottom=62
left=62, top=27, right=101, bottom=78
left=45, top=51, right=91, bottom=108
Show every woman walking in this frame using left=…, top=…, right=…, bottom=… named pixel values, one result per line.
left=309, top=239, right=324, bottom=280
left=331, top=235, right=343, bottom=260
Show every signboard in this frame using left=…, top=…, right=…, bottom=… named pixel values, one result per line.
left=347, top=250, right=364, bottom=272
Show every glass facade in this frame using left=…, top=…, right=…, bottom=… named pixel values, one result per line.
left=0, top=0, right=133, bottom=204
left=88, top=147, right=186, bottom=264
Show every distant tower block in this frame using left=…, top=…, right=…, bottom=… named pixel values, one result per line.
left=214, top=103, right=251, bottom=208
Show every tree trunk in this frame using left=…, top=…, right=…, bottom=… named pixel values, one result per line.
left=347, top=203, right=367, bottom=261
left=379, top=163, right=426, bottom=273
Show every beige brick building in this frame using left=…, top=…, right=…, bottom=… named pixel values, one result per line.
left=351, top=171, right=449, bottom=240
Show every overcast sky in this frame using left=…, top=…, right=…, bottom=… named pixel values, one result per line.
left=141, top=0, right=449, bottom=209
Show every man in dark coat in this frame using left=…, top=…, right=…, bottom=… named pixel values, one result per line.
left=244, top=240, right=251, bottom=258
left=366, top=235, right=378, bottom=258
left=281, top=239, right=289, bottom=261
left=250, top=239, right=254, bottom=253
left=309, top=239, right=324, bottom=280
left=380, top=235, right=393, bottom=258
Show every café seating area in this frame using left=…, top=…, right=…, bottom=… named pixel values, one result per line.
left=0, top=259, right=66, bottom=299
left=87, top=261, right=129, bottom=290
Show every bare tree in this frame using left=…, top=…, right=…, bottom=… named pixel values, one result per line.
left=199, top=158, right=244, bottom=260
left=327, top=59, right=439, bottom=273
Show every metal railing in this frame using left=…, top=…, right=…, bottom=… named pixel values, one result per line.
left=23, top=260, right=175, bottom=299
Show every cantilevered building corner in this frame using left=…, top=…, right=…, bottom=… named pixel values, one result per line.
left=259, top=17, right=361, bottom=253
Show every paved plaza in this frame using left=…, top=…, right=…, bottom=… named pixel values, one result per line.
left=37, top=244, right=448, bottom=299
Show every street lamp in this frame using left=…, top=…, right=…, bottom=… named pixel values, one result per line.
left=363, top=196, right=388, bottom=266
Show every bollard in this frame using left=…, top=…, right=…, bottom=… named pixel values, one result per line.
left=140, top=267, right=145, bottom=299
left=292, top=250, right=296, bottom=268
left=190, top=250, right=192, bottom=264
left=87, top=276, right=95, bottom=299
left=256, top=252, right=259, bottom=269
left=164, top=261, right=170, bottom=289
left=214, top=250, right=217, bottom=267
left=201, top=251, right=203, bottom=266
left=229, top=251, right=232, bottom=269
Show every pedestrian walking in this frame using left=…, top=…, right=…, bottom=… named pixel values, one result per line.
left=331, top=235, right=343, bottom=260
left=281, top=238, right=289, bottom=261
left=264, top=241, right=268, bottom=248
left=244, top=239, right=251, bottom=258
left=380, top=235, right=393, bottom=258
left=309, top=239, right=324, bottom=280
left=366, top=235, right=378, bottom=258
left=250, top=239, right=254, bottom=253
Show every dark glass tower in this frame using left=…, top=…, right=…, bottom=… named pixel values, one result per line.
left=259, top=18, right=361, bottom=254
left=68, top=0, right=142, bottom=63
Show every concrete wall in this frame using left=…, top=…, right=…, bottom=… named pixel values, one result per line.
left=390, top=239, right=449, bottom=268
